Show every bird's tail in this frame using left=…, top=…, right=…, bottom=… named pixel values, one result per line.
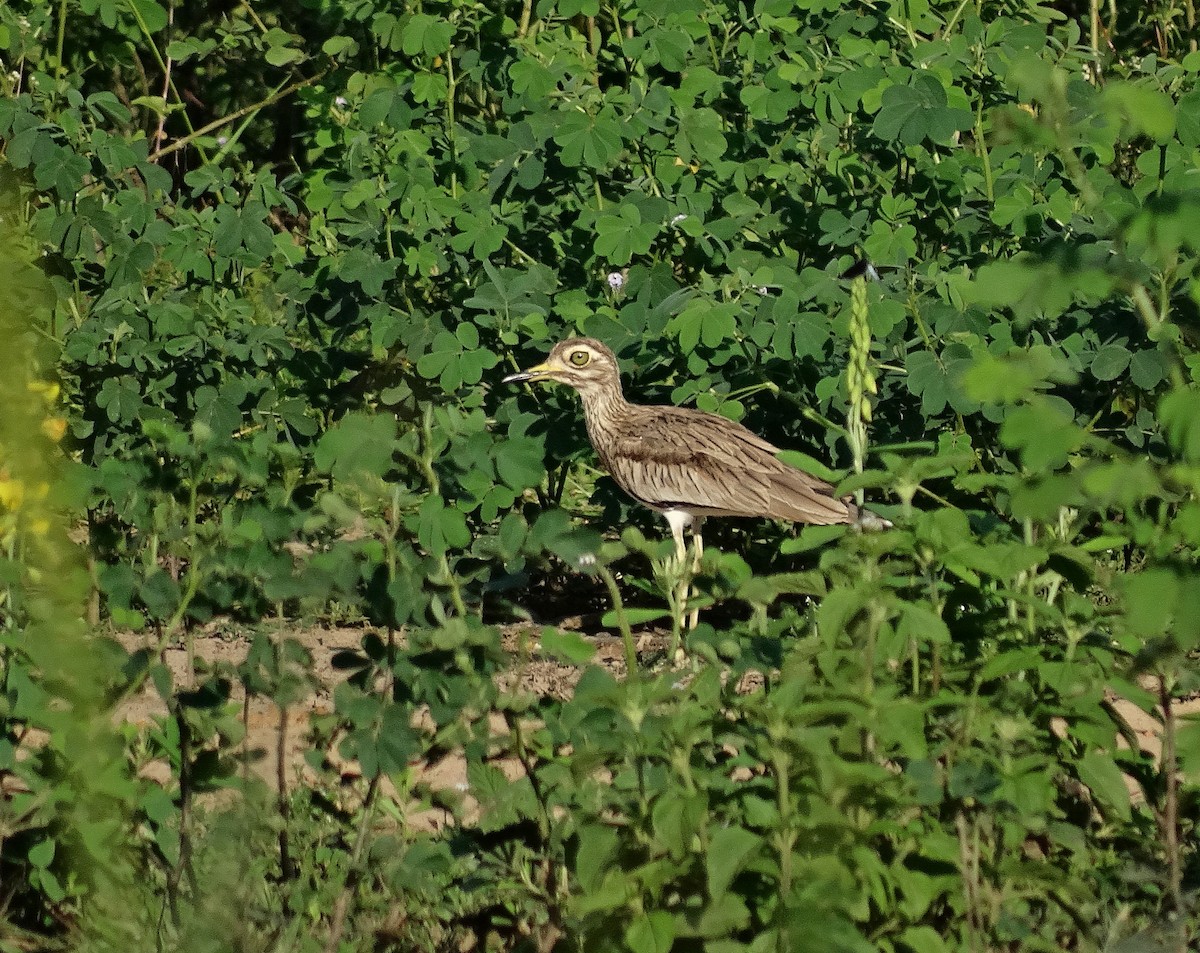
left=843, top=499, right=891, bottom=530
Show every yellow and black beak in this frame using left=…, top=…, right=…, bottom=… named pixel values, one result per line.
left=502, top=360, right=562, bottom=385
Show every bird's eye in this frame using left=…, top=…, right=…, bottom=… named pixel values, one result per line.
left=569, top=350, right=590, bottom=367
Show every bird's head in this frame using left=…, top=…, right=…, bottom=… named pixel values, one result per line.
left=502, top=338, right=622, bottom=395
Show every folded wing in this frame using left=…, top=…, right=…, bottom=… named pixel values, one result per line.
left=602, top=406, right=857, bottom=525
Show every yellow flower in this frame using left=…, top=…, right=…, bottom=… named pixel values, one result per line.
left=27, top=380, right=61, bottom=403
left=42, top=418, right=67, bottom=442
left=0, top=478, right=24, bottom=511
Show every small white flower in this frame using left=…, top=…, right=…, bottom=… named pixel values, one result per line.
left=454, top=782, right=469, bottom=792
left=217, top=135, right=228, bottom=146
left=606, top=271, right=625, bottom=291
left=577, top=553, right=597, bottom=568
left=335, top=96, right=348, bottom=107
left=670, top=213, right=687, bottom=226
left=754, top=286, right=769, bottom=295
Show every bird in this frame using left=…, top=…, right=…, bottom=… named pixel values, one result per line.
left=503, top=337, right=889, bottom=630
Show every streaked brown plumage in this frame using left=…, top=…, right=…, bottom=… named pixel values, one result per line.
left=503, top=337, right=888, bottom=626
left=504, top=337, right=885, bottom=523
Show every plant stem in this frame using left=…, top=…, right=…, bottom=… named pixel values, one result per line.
left=772, top=749, right=794, bottom=895
left=322, top=775, right=381, bottom=953
left=1158, top=678, right=1184, bottom=946
left=956, top=809, right=981, bottom=953
left=276, top=636, right=295, bottom=880
left=597, top=565, right=638, bottom=676
left=445, top=48, right=458, bottom=199
left=975, top=101, right=994, bottom=204
left=1089, top=0, right=1102, bottom=83
left=55, top=0, right=69, bottom=77
left=149, top=66, right=332, bottom=164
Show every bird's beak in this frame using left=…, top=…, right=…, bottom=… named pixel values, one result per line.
left=502, top=361, right=560, bottom=385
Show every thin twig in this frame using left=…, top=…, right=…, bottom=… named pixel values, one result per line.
left=1158, top=679, right=1184, bottom=950
left=152, top=0, right=175, bottom=154
left=54, top=0, right=69, bottom=77
left=276, top=689, right=294, bottom=879
left=596, top=565, right=638, bottom=676
left=956, top=809, right=981, bottom=953
left=150, top=66, right=332, bottom=163
left=323, top=774, right=381, bottom=953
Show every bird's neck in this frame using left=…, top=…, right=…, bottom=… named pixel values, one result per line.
left=578, top=378, right=630, bottom=447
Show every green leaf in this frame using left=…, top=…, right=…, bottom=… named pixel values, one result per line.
left=28, top=839, right=55, bottom=869
left=509, top=58, right=555, bottom=99
left=265, top=44, right=304, bottom=67
left=495, top=435, right=546, bottom=491
left=314, top=412, right=396, bottom=482
left=625, top=912, right=675, bottom=953
left=1102, top=82, right=1175, bottom=142
left=575, top=823, right=620, bottom=894
left=1177, top=716, right=1200, bottom=783
left=32, top=146, right=90, bottom=197
left=601, top=607, right=668, bottom=627
left=706, top=826, right=760, bottom=900
left=1128, top=349, right=1167, bottom=390
left=554, top=109, right=624, bottom=169
left=1000, top=400, right=1086, bottom=471
left=872, top=73, right=970, bottom=146
left=781, top=524, right=846, bottom=555
left=905, top=350, right=949, bottom=416
left=900, top=926, right=951, bottom=953
left=376, top=703, right=419, bottom=774
left=1090, top=344, right=1130, bottom=381
left=540, top=627, right=596, bottom=665
left=411, top=71, right=449, bottom=105
left=595, top=204, right=658, bottom=264
left=401, top=13, right=453, bottom=57
left=1120, top=568, right=1179, bottom=638
left=139, top=570, right=181, bottom=621
left=675, top=107, right=727, bottom=162
left=897, top=603, right=950, bottom=647
left=1075, top=752, right=1132, bottom=822
left=1177, top=91, right=1200, bottom=148
left=646, top=27, right=691, bottom=72
left=413, top=496, right=471, bottom=554
left=128, top=0, right=168, bottom=32
left=165, top=37, right=216, bottom=61
left=1158, top=389, right=1200, bottom=460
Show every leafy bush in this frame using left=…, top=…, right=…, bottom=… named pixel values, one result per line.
left=0, top=0, right=1197, bottom=950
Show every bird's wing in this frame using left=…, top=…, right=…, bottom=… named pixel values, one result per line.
left=604, top=407, right=853, bottom=524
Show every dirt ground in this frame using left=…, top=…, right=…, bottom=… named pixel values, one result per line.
left=114, top=621, right=652, bottom=830
left=113, top=622, right=1198, bottom=825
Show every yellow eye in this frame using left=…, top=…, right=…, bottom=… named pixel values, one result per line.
left=569, top=350, right=590, bottom=367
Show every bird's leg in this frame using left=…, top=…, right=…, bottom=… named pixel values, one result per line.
left=664, top=511, right=691, bottom=657
left=686, top=517, right=705, bottom=631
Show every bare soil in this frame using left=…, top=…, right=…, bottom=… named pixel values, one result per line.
left=113, top=621, right=658, bottom=831
left=112, top=623, right=1198, bottom=826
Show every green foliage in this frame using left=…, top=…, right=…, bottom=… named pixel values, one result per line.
left=0, top=0, right=1198, bottom=949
